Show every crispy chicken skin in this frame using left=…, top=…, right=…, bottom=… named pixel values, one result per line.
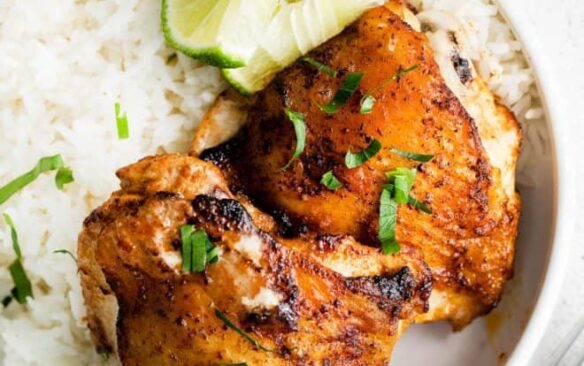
left=78, top=154, right=432, bottom=365
left=200, top=6, right=521, bottom=328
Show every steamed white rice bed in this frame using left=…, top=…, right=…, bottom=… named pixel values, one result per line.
left=0, top=0, right=224, bottom=364
left=0, top=0, right=541, bottom=364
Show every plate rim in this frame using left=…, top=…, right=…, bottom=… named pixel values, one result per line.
left=494, top=1, right=576, bottom=365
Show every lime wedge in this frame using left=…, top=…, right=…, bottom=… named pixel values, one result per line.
left=162, top=0, right=278, bottom=68
left=223, top=0, right=384, bottom=94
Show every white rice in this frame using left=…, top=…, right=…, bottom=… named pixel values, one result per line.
left=0, top=0, right=541, bottom=365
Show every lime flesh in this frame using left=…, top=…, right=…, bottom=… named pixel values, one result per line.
left=162, top=0, right=383, bottom=91
left=223, top=0, right=384, bottom=94
left=162, top=0, right=277, bottom=68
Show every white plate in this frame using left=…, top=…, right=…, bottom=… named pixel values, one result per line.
left=391, top=1, right=575, bottom=365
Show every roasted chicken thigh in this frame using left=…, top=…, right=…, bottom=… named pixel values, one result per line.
left=200, top=5, right=521, bottom=328
left=79, top=154, right=432, bottom=365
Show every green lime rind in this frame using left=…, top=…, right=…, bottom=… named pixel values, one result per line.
left=161, top=0, right=246, bottom=69
left=221, top=69, right=254, bottom=97
left=222, top=47, right=284, bottom=95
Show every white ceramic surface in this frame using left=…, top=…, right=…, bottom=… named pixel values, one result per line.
left=391, top=1, right=575, bottom=365
left=521, top=0, right=584, bottom=364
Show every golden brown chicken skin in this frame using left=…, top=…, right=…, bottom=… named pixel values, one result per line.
left=201, top=6, right=521, bottom=328
left=78, top=154, right=432, bottom=365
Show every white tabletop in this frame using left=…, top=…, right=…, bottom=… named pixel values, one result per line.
left=510, top=0, right=584, bottom=364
